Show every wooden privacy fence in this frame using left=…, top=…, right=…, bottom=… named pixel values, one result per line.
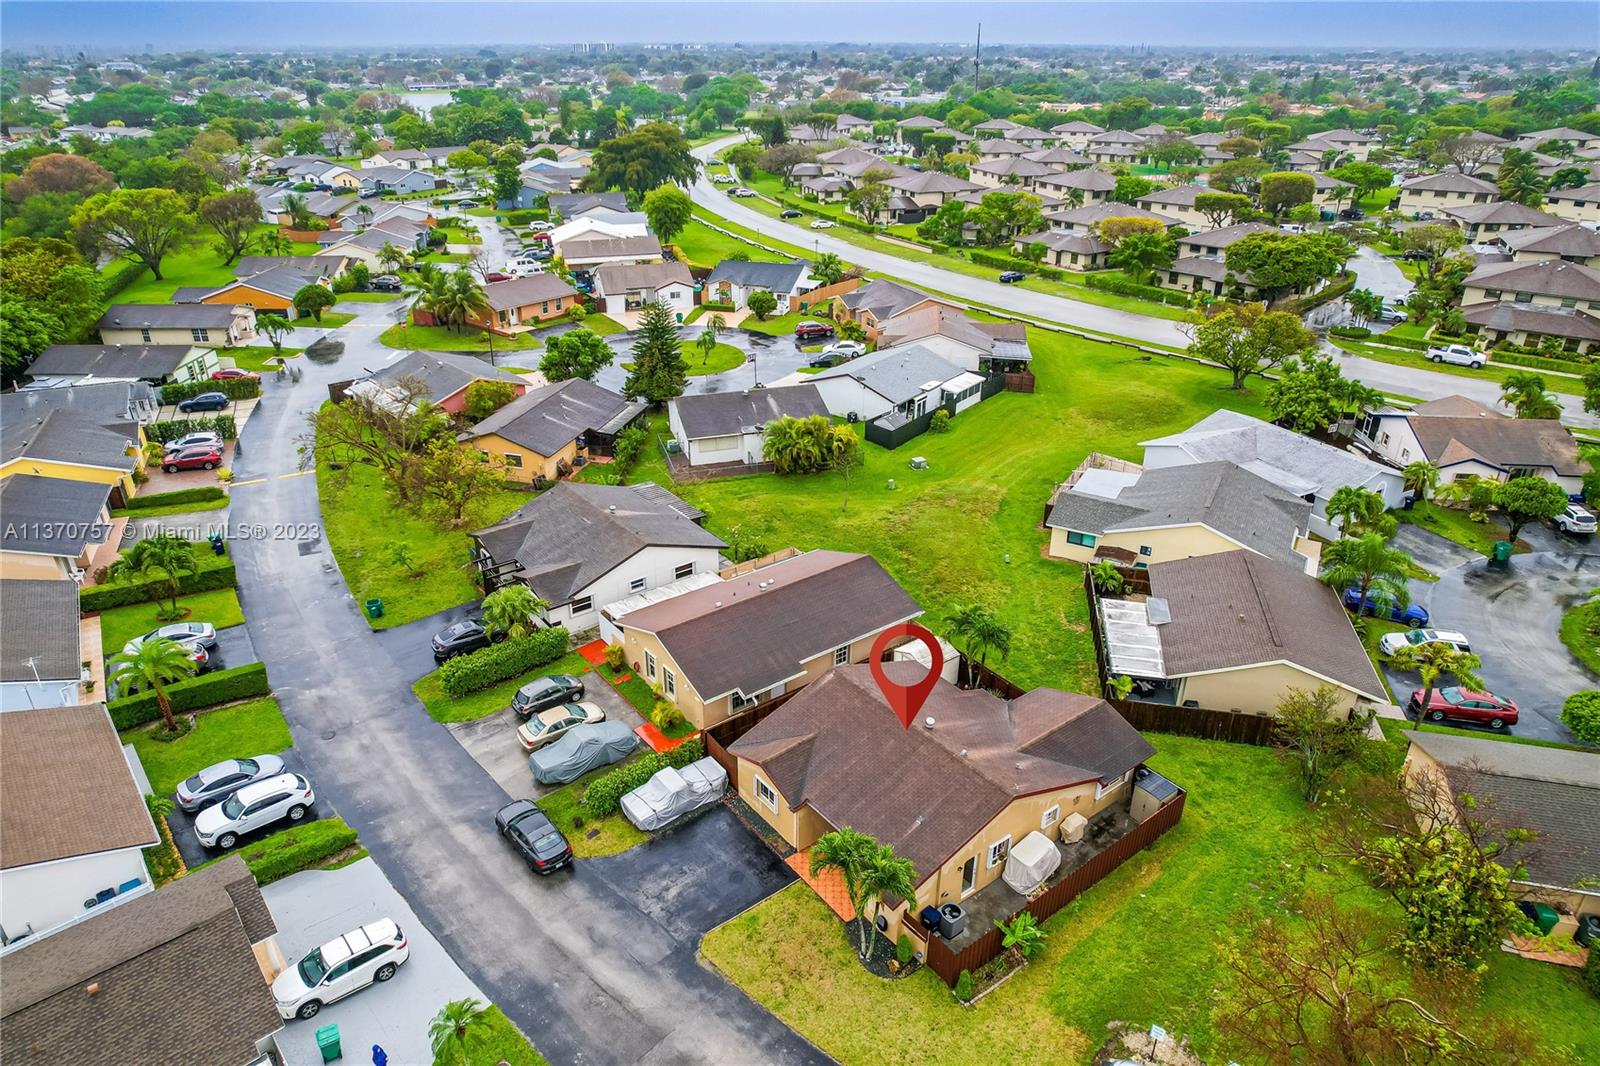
left=921, top=790, right=1187, bottom=987
left=701, top=688, right=802, bottom=780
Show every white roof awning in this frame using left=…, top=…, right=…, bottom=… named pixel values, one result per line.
left=944, top=371, right=986, bottom=393
left=1098, top=598, right=1167, bottom=679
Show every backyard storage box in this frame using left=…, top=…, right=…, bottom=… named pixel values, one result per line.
left=1003, top=831, right=1062, bottom=895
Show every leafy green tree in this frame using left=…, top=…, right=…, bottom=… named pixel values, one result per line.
left=428, top=997, right=488, bottom=1064
left=292, top=283, right=336, bottom=322
left=915, top=200, right=968, bottom=246
left=1496, top=147, right=1546, bottom=206
left=762, top=414, right=829, bottom=474
left=108, top=637, right=199, bottom=735
left=1188, top=302, right=1317, bottom=390
left=1326, top=161, right=1395, bottom=211
left=463, top=379, right=517, bottom=420
left=1273, top=686, right=1372, bottom=804
left=1110, top=174, right=1155, bottom=204
left=539, top=326, right=614, bottom=382
left=946, top=603, right=1013, bottom=674
left=583, top=122, right=699, bottom=198
left=1089, top=559, right=1126, bottom=595
left=745, top=289, right=779, bottom=321
left=4, top=152, right=114, bottom=202
left=1326, top=485, right=1396, bottom=538
left=493, top=160, right=522, bottom=205
left=995, top=912, right=1048, bottom=962
left=847, top=167, right=894, bottom=224
left=1193, top=191, right=1253, bottom=228
left=1585, top=364, right=1600, bottom=417
left=811, top=252, right=846, bottom=286
left=0, top=297, right=59, bottom=385
left=824, top=422, right=862, bottom=511
left=71, top=188, right=195, bottom=280
left=1402, top=460, right=1441, bottom=503
left=1265, top=355, right=1346, bottom=434
left=1207, top=156, right=1272, bottom=194
left=480, top=584, right=548, bottom=639
left=1106, top=230, right=1176, bottom=283
left=198, top=190, right=261, bottom=266
left=1498, top=371, right=1562, bottom=420
left=1258, top=171, right=1316, bottom=217
left=1224, top=231, right=1353, bottom=301
left=1319, top=533, right=1412, bottom=614
left=623, top=300, right=687, bottom=403
left=1345, top=287, right=1385, bottom=324
left=968, top=190, right=1043, bottom=247
left=1494, top=476, right=1568, bottom=542
left=1398, top=223, right=1465, bottom=279
left=110, top=533, right=200, bottom=616
left=1561, top=691, right=1600, bottom=746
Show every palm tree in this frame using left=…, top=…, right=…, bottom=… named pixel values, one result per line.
left=696, top=329, right=718, bottom=367
left=1402, top=460, right=1441, bottom=503
left=480, top=583, right=547, bottom=639
left=109, top=637, right=199, bottom=733
left=1499, top=371, right=1562, bottom=420
left=1325, top=485, right=1395, bottom=538
left=809, top=827, right=875, bottom=954
left=402, top=263, right=442, bottom=336
left=428, top=997, right=488, bottom=1064
left=706, top=312, right=727, bottom=339
left=109, top=534, right=199, bottom=616
left=281, top=191, right=314, bottom=230
left=256, top=314, right=294, bottom=359
left=1319, top=532, right=1413, bottom=616
left=435, top=269, right=490, bottom=333
left=1064, top=187, right=1086, bottom=210
left=856, top=845, right=918, bottom=958
left=377, top=241, right=408, bottom=275
left=761, top=415, right=826, bottom=474
left=1388, top=641, right=1484, bottom=724
left=946, top=603, right=1013, bottom=684
left=254, top=230, right=292, bottom=257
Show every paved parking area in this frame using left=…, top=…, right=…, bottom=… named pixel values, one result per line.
left=371, top=603, right=482, bottom=686
left=1392, top=523, right=1481, bottom=575
left=264, top=857, right=487, bottom=1066
left=448, top=671, right=645, bottom=799
left=167, top=747, right=319, bottom=869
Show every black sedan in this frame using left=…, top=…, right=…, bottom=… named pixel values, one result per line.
left=430, top=619, right=504, bottom=662
left=177, top=392, right=230, bottom=413
left=511, top=674, right=586, bottom=721
left=998, top=270, right=1026, bottom=284
left=779, top=209, right=803, bottom=219
left=495, top=800, right=572, bottom=875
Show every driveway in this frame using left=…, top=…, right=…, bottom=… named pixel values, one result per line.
left=372, top=602, right=484, bottom=686
left=224, top=296, right=827, bottom=1065
left=1389, top=551, right=1599, bottom=741
left=166, top=747, right=320, bottom=869
left=447, top=672, right=646, bottom=799
left=265, top=857, right=487, bottom=1066
left=1392, top=523, right=1482, bottom=575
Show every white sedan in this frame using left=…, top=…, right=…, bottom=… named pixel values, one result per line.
left=123, top=621, right=218, bottom=657
left=711, top=174, right=735, bottom=184
left=731, top=187, right=757, bottom=198
left=822, top=340, right=866, bottom=359
left=810, top=219, right=836, bottom=230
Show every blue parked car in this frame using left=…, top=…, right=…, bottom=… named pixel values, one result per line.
left=1342, top=587, right=1428, bottom=626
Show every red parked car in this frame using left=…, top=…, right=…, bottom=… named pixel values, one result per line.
left=793, top=320, right=836, bottom=341
left=1408, top=687, right=1519, bottom=730
left=484, top=272, right=511, bottom=282
left=211, top=368, right=260, bottom=381
left=163, top=445, right=223, bottom=473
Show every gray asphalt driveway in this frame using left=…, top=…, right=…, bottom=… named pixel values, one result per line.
left=167, top=747, right=319, bottom=869
left=372, top=602, right=484, bottom=686
left=1390, top=551, right=1599, bottom=740
left=1392, top=523, right=1481, bottom=574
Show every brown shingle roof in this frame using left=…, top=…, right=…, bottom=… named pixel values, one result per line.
left=729, top=665, right=1153, bottom=885
left=484, top=274, right=580, bottom=311
left=0, top=704, right=158, bottom=870
left=1464, top=258, right=1600, bottom=301
left=621, top=551, right=921, bottom=701
left=0, top=856, right=281, bottom=1066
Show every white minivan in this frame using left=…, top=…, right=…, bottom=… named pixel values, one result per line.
left=506, top=261, right=546, bottom=277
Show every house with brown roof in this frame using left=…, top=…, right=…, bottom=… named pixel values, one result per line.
left=1032, top=167, right=1117, bottom=204
left=1401, top=731, right=1599, bottom=920
left=1, top=855, right=284, bottom=1064
left=0, top=703, right=160, bottom=949
left=1494, top=223, right=1600, bottom=268
left=1438, top=200, right=1564, bottom=240
left=727, top=664, right=1172, bottom=946
left=1397, top=172, right=1498, bottom=216
left=1095, top=551, right=1386, bottom=715
left=557, top=234, right=665, bottom=271
left=1458, top=258, right=1600, bottom=352
left=1049, top=120, right=1106, bottom=149
left=835, top=278, right=955, bottom=339
left=459, top=275, right=581, bottom=333
left=1543, top=181, right=1600, bottom=224
left=617, top=550, right=920, bottom=729
left=594, top=260, right=695, bottom=316
left=1011, top=228, right=1111, bottom=271
left=1358, top=395, right=1588, bottom=495
left=871, top=304, right=1032, bottom=372
left=1133, top=184, right=1216, bottom=230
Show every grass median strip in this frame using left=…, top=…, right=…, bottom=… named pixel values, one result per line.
left=98, top=588, right=245, bottom=657
left=122, top=695, right=293, bottom=799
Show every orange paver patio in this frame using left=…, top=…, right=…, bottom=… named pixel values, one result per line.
left=576, top=638, right=608, bottom=665
left=786, top=848, right=855, bottom=920
left=633, top=721, right=699, bottom=753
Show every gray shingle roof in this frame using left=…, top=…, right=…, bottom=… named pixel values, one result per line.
left=97, top=304, right=239, bottom=331
left=1, top=409, right=137, bottom=473
left=464, top=378, right=642, bottom=455
left=810, top=343, right=966, bottom=406
left=1441, top=201, right=1564, bottom=227
left=0, top=476, right=113, bottom=556
left=549, top=191, right=628, bottom=218
left=27, top=345, right=196, bottom=381
left=670, top=384, right=828, bottom=440
left=484, top=274, right=580, bottom=311
left=1462, top=301, right=1600, bottom=341
left=0, top=578, right=81, bottom=682
left=0, top=382, right=155, bottom=440
left=705, top=259, right=812, bottom=292
left=1146, top=551, right=1385, bottom=699
left=218, top=266, right=324, bottom=300
left=1464, top=258, right=1600, bottom=300
left=1498, top=223, right=1600, bottom=257
left=558, top=234, right=663, bottom=261
left=594, top=261, right=694, bottom=294
left=1401, top=171, right=1499, bottom=194
left=1140, top=410, right=1397, bottom=501
left=371, top=349, right=526, bottom=402
left=473, top=482, right=726, bottom=605
left=1047, top=460, right=1312, bottom=567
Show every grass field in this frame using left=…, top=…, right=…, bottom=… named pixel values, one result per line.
left=316, top=455, right=529, bottom=629
left=113, top=229, right=319, bottom=304
left=1396, top=499, right=1516, bottom=556
left=580, top=313, right=626, bottom=336
left=112, top=495, right=230, bottom=519
left=431, top=1006, right=548, bottom=1066
left=674, top=218, right=787, bottom=267
left=122, top=697, right=293, bottom=800
left=701, top=732, right=1599, bottom=1065
left=336, top=291, right=402, bottom=303
left=226, top=346, right=303, bottom=372
left=629, top=327, right=1270, bottom=692
left=98, top=588, right=245, bottom=657
left=377, top=321, right=543, bottom=352
left=1560, top=595, right=1600, bottom=677
left=303, top=311, right=356, bottom=329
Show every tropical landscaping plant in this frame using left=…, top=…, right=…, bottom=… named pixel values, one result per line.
left=108, top=636, right=199, bottom=734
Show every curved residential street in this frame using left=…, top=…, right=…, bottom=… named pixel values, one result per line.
left=223, top=299, right=827, bottom=1066
left=691, top=136, right=1600, bottom=431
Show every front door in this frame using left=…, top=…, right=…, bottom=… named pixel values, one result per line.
left=960, top=856, right=977, bottom=896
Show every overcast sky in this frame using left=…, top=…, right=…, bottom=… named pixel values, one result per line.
left=4, top=2, right=1596, bottom=52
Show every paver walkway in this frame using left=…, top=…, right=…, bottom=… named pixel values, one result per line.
left=785, top=848, right=855, bottom=920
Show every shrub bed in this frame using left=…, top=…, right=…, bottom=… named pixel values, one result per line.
left=122, top=485, right=228, bottom=512
left=1274, top=270, right=1356, bottom=314
left=581, top=738, right=706, bottom=817
left=159, top=378, right=261, bottom=405
left=1083, top=273, right=1193, bottom=307
left=438, top=626, right=570, bottom=698
left=1490, top=350, right=1593, bottom=375
left=1367, top=334, right=1431, bottom=350
left=233, top=817, right=359, bottom=885
left=145, top=416, right=238, bottom=443
left=967, top=250, right=1064, bottom=280
left=103, top=260, right=148, bottom=300
left=82, top=557, right=237, bottom=612
left=1329, top=325, right=1373, bottom=339
left=108, top=661, right=271, bottom=729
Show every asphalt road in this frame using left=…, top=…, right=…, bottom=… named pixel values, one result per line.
left=1329, top=345, right=1600, bottom=432
left=225, top=299, right=824, bottom=1066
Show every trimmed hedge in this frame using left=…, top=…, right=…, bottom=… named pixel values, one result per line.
left=1274, top=270, right=1357, bottom=314
left=1368, top=334, right=1430, bottom=351
left=102, top=260, right=147, bottom=300
left=774, top=193, right=881, bottom=235
left=209, top=817, right=360, bottom=885
left=438, top=626, right=570, bottom=698
left=968, top=250, right=1064, bottom=281
left=581, top=739, right=706, bottom=818
left=1490, top=350, right=1594, bottom=375
left=159, top=378, right=261, bottom=405
left=1329, top=326, right=1373, bottom=339
left=109, top=661, right=271, bottom=729
left=81, top=557, right=237, bottom=612
left=145, top=416, right=238, bottom=443
left=1084, top=272, right=1193, bottom=307
left=122, top=486, right=228, bottom=512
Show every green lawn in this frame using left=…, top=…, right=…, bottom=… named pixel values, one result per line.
left=581, top=314, right=626, bottom=336
left=1396, top=499, right=1517, bottom=556
left=304, top=311, right=356, bottom=329
left=686, top=342, right=747, bottom=377
left=1332, top=339, right=1580, bottom=397
left=643, top=328, right=1271, bottom=692
left=1560, top=596, right=1600, bottom=677
left=535, top=752, right=652, bottom=858
left=432, top=1006, right=548, bottom=1066
left=122, top=697, right=292, bottom=800
left=98, top=588, right=245, bottom=657
left=674, top=218, right=787, bottom=267
left=377, top=321, right=543, bottom=352
left=336, top=291, right=402, bottom=303
left=112, top=229, right=319, bottom=304
left=413, top=652, right=595, bottom=723
left=739, top=309, right=819, bottom=337
left=316, top=455, right=529, bottom=629
left=226, top=346, right=303, bottom=372
left=417, top=251, right=474, bottom=265
left=700, top=733, right=1598, bottom=1065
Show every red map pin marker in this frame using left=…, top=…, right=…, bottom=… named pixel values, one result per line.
left=869, top=622, right=944, bottom=730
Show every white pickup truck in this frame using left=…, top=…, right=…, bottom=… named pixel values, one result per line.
left=1426, top=343, right=1487, bottom=369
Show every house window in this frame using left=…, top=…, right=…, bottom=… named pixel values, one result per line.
left=663, top=669, right=676, bottom=697
left=1066, top=530, right=1097, bottom=547
left=1484, top=289, right=1501, bottom=299
left=754, top=776, right=778, bottom=811
left=629, top=577, right=646, bottom=593
left=139, top=328, right=152, bottom=343
left=987, top=836, right=1011, bottom=868
left=644, top=650, right=656, bottom=679
left=1095, top=770, right=1132, bottom=800
left=1140, top=545, right=1153, bottom=557
left=570, top=595, right=593, bottom=615
left=1042, top=805, right=1061, bottom=829
left=1514, top=292, right=1533, bottom=303
left=191, top=328, right=210, bottom=343
left=503, top=453, right=523, bottom=468
left=541, top=301, right=550, bottom=314
left=833, top=645, right=850, bottom=666
left=674, top=562, right=694, bottom=580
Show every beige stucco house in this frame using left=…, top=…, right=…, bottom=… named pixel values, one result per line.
left=1542, top=182, right=1600, bottom=224
left=98, top=304, right=256, bottom=348
left=1397, top=172, right=1498, bottom=216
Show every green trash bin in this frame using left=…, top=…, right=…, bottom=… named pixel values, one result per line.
left=1492, top=540, right=1513, bottom=563
left=315, top=1023, right=342, bottom=1062
left=1529, top=902, right=1559, bottom=935
left=365, top=598, right=384, bottom=619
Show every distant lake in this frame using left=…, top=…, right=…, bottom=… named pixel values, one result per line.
left=404, top=91, right=454, bottom=117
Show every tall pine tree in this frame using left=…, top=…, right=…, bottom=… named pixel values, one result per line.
left=623, top=300, right=687, bottom=404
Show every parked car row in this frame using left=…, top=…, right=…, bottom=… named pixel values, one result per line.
left=1375, top=626, right=1521, bottom=730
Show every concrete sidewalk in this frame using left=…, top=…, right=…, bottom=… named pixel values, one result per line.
left=264, top=857, right=489, bottom=1066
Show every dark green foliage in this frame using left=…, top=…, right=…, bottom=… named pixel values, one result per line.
left=1561, top=691, right=1600, bottom=747
left=580, top=739, right=706, bottom=817
left=622, top=301, right=687, bottom=404
left=122, top=485, right=228, bottom=511
left=109, top=662, right=271, bottom=729
left=228, top=818, right=359, bottom=885
left=1082, top=273, right=1193, bottom=307
left=144, top=416, right=238, bottom=442
left=967, top=250, right=1064, bottom=280
left=896, top=935, right=914, bottom=966
left=438, top=626, right=570, bottom=698
left=81, top=557, right=237, bottom=612
left=159, top=377, right=261, bottom=404
left=954, top=970, right=975, bottom=1002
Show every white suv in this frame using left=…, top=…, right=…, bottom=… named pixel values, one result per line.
left=272, top=919, right=410, bottom=1020
left=1555, top=503, right=1597, bottom=534
left=194, top=772, right=314, bottom=850
left=1378, top=628, right=1473, bottom=658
